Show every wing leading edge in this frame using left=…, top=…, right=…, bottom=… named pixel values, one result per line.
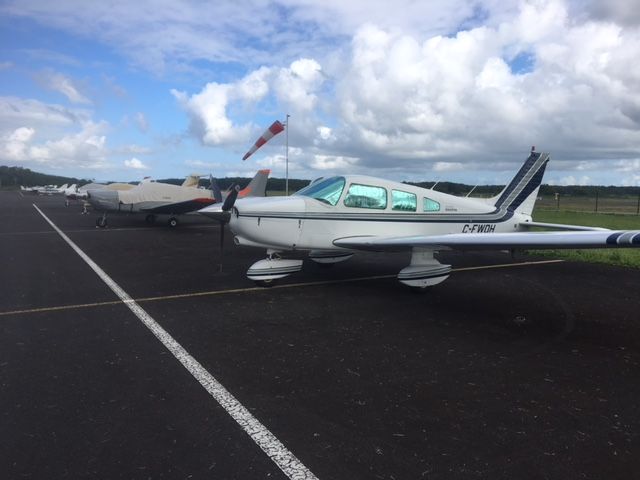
left=333, top=230, right=640, bottom=252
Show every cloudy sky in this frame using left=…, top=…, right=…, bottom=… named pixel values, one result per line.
left=1, top=0, right=639, bottom=186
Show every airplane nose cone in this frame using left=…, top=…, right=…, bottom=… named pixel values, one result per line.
left=230, top=196, right=307, bottom=248
left=87, top=189, right=119, bottom=210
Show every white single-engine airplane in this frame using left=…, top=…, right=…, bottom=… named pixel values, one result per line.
left=89, top=169, right=270, bottom=228
left=199, top=149, right=640, bottom=288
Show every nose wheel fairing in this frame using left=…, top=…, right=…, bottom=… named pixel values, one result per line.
left=246, top=251, right=303, bottom=283
left=247, top=258, right=304, bottom=282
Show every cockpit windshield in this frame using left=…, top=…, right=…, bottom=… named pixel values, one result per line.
left=294, top=176, right=345, bottom=206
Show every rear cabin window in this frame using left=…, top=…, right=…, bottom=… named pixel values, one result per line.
left=423, top=197, right=440, bottom=212
left=392, top=190, right=417, bottom=211
left=343, top=184, right=387, bottom=209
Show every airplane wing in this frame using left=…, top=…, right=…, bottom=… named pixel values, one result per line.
left=333, top=230, right=640, bottom=252
left=140, top=197, right=217, bottom=215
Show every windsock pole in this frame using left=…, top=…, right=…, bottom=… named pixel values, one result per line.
left=285, top=114, right=290, bottom=196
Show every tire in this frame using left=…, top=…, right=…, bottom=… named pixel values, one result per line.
left=96, top=217, right=107, bottom=228
left=254, top=279, right=275, bottom=287
left=168, top=217, right=178, bottom=228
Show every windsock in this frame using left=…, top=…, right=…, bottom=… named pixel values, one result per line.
left=242, top=120, right=285, bottom=161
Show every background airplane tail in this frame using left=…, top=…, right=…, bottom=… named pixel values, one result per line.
left=239, top=169, right=270, bottom=198
left=491, top=150, right=550, bottom=216
left=209, top=175, right=223, bottom=203
left=182, top=173, right=204, bottom=187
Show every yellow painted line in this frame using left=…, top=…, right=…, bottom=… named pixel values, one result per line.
left=0, top=300, right=124, bottom=317
left=0, top=259, right=564, bottom=318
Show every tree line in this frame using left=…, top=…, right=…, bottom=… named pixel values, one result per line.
left=0, top=166, right=89, bottom=189
left=3, top=165, right=638, bottom=197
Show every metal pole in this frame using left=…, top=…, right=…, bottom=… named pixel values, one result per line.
left=595, top=190, right=598, bottom=213
left=285, top=114, right=290, bottom=196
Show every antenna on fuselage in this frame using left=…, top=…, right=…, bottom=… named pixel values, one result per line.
left=465, top=185, right=478, bottom=197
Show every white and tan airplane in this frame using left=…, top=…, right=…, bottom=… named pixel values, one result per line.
left=199, top=149, right=640, bottom=287
left=89, top=169, right=271, bottom=228
left=22, top=183, right=69, bottom=195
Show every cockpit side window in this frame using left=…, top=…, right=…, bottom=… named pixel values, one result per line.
left=423, top=197, right=440, bottom=212
left=294, top=176, right=345, bottom=206
left=343, top=184, right=387, bottom=209
left=392, top=190, right=417, bottom=211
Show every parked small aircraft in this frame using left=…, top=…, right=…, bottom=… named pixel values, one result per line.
left=22, top=184, right=69, bottom=195
left=89, top=169, right=270, bottom=228
left=199, top=149, right=640, bottom=287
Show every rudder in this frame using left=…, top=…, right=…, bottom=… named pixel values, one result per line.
left=493, top=149, right=549, bottom=215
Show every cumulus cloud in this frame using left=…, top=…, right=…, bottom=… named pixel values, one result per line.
left=171, top=67, right=271, bottom=146
left=166, top=1, right=640, bottom=182
left=3, top=0, right=640, bottom=183
left=0, top=121, right=110, bottom=169
left=124, top=157, right=149, bottom=169
left=273, top=58, right=324, bottom=112
left=172, top=59, right=323, bottom=147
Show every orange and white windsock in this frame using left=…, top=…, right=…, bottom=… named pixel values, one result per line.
left=242, top=120, right=285, bottom=161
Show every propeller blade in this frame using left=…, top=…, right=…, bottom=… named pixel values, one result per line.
left=218, top=219, right=226, bottom=272
left=222, top=184, right=240, bottom=211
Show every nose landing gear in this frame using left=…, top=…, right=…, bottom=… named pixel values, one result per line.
left=247, top=250, right=303, bottom=287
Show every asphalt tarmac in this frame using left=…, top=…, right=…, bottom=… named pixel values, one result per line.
left=1, top=190, right=639, bottom=479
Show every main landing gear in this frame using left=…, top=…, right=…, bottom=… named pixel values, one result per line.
left=397, top=249, right=451, bottom=289
left=145, top=214, right=178, bottom=228
left=96, top=213, right=108, bottom=228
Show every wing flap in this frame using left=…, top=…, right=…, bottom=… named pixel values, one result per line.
left=519, top=221, right=608, bottom=231
left=333, top=230, right=640, bottom=252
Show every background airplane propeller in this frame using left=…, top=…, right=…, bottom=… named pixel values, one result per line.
left=216, top=185, right=240, bottom=272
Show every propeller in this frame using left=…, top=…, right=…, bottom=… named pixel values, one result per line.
left=216, top=184, right=241, bottom=272
left=222, top=184, right=240, bottom=211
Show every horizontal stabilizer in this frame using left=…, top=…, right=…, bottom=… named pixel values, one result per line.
left=520, top=221, right=609, bottom=232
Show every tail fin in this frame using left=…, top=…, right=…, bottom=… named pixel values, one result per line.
left=493, top=149, right=549, bottom=215
left=209, top=175, right=223, bottom=203
left=182, top=173, right=204, bottom=187
left=238, top=169, right=271, bottom=198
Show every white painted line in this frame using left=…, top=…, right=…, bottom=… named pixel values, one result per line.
left=32, top=204, right=318, bottom=480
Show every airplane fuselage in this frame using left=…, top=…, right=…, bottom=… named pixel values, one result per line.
left=229, top=175, right=529, bottom=252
